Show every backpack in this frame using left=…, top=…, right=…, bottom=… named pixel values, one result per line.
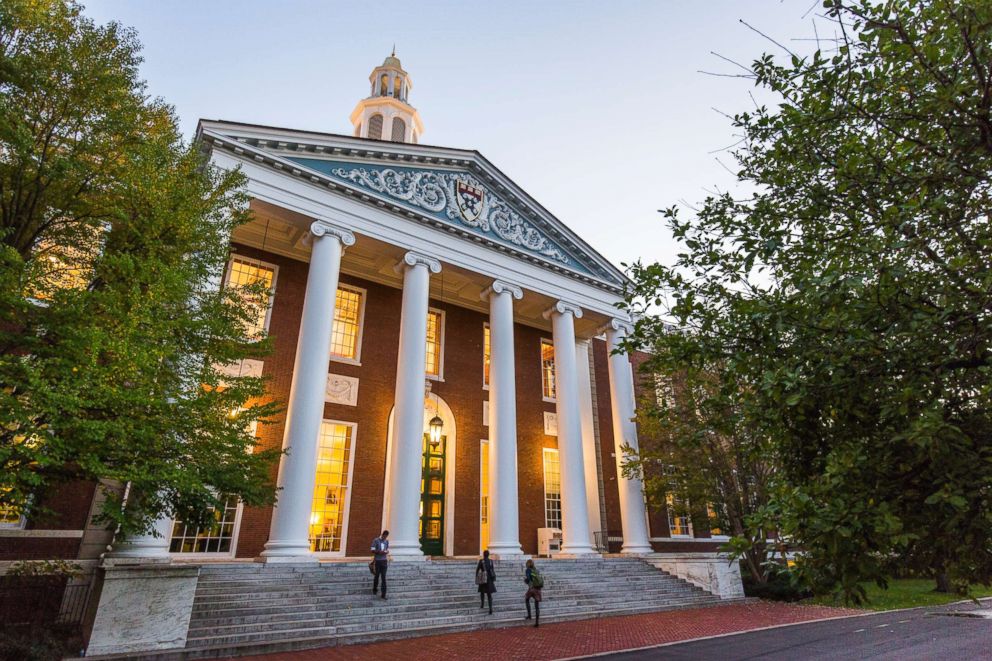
left=530, top=569, right=544, bottom=589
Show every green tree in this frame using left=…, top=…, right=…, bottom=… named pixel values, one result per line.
left=623, top=0, right=992, bottom=602
left=0, top=0, right=279, bottom=538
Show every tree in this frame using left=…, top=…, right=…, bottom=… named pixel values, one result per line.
left=624, top=359, right=778, bottom=585
left=0, top=0, right=279, bottom=538
left=623, top=0, right=992, bottom=602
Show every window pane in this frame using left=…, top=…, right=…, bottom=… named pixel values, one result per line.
left=309, top=422, right=354, bottom=553
left=169, top=495, right=240, bottom=553
left=425, top=309, right=443, bottom=376
left=226, top=258, right=275, bottom=339
left=330, top=287, right=363, bottom=360
left=541, top=339, right=556, bottom=400
left=667, top=494, right=693, bottom=537
left=543, top=448, right=562, bottom=530
left=483, top=325, right=491, bottom=387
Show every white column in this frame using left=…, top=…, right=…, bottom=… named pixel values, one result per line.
left=482, top=280, right=525, bottom=557
left=575, top=339, right=602, bottom=544
left=543, top=301, right=597, bottom=556
left=385, top=251, right=441, bottom=558
left=261, top=220, right=354, bottom=561
left=109, top=512, right=174, bottom=560
left=604, top=319, right=653, bottom=554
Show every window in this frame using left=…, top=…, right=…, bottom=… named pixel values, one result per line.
left=309, top=421, right=356, bottom=553
left=368, top=113, right=384, bottom=139
left=480, top=439, right=489, bottom=552
left=425, top=308, right=444, bottom=378
left=707, top=503, right=726, bottom=537
left=391, top=117, right=406, bottom=142
left=654, top=373, right=674, bottom=408
left=0, top=500, right=25, bottom=529
left=541, top=339, right=556, bottom=400
left=225, top=257, right=276, bottom=339
left=169, top=495, right=241, bottom=554
left=667, top=493, right=693, bottom=537
left=379, top=74, right=388, bottom=95
left=330, top=285, right=365, bottom=362
left=542, top=448, right=562, bottom=530
left=482, top=324, right=491, bottom=388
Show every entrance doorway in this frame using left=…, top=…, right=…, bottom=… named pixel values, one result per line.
left=419, top=434, right=446, bottom=556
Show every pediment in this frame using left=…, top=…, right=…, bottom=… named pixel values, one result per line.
left=198, top=121, right=628, bottom=291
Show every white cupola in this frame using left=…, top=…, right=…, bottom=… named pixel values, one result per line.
left=350, top=50, right=424, bottom=144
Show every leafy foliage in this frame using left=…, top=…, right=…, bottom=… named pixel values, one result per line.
left=0, top=0, right=279, bottom=538
left=623, top=0, right=992, bottom=602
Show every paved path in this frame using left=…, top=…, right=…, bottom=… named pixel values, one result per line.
left=599, top=599, right=992, bottom=661
left=236, top=601, right=862, bottom=660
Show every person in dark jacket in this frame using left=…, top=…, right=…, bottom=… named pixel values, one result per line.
left=524, top=558, right=542, bottom=627
left=476, top=549, right=496, bottom=614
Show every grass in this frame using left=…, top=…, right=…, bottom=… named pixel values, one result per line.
left=809, top=578, right=992, bottom=611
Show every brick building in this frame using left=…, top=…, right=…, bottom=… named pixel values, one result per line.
left=1, top=53, right=728, bottom=570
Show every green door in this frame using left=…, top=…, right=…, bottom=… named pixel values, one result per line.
left=420, top=434, right=446, bottom=556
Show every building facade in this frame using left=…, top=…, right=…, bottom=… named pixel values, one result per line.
left=1, top=54, right=730, bottom=568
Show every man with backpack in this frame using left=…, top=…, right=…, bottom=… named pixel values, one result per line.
left=370, top=530, right=390, bottom=599
left=524, top=558, right=543, bottom=627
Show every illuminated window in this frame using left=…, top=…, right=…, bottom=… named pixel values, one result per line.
left=309, top=421, right=356, bottom=554
left=542, top=448, right=562, bottom=530
left=0, top=498, right=25, bottom=529
left=480, top=439, right=489, bottom=552
left=482, top=324, right=491, bottom=388
left=225, top=257, right=276, bottom=339
left=707, top=503, right=726, bottom=537
left=425, top=308, right=444, bottom=378
left=541, top=339, right=556, bottom=400
left=667, top=494, right=693, bottom=537
left=169, top=495, right=240, bottom=554
left=330, top=286, right=365, bottom=362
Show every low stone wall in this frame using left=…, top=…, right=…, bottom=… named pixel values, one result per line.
left=86, top=561, right=199, bottom=656
left=645, top=552, right=745, bottom=599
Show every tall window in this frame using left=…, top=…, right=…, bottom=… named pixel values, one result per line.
left=0, top=497, right=24, bottom=529
left=654, top=373, right=674, bottom=408
left=425, top=308, right=444, bottom=378
left=480, top=439, right=490, bottom=552
left=707, top=503, right=725, bottom=537
left=169, top=496, right=240, bottom=554
left=309, top=421, right=355, bottom=553
left=391, top=117, right=406, bottom=142
left=482, top=324, right=491, bottom=388
left=667, top=493, right=693, bottom=537
left=330, top=286, right=365, bottom=362
left=368, top=113, right=384, bottom=139
left=541, top=339, right=556, bottom=400
left=226, top=257, right=276, bottom=339
left=542, top=448, right=562, bottom=530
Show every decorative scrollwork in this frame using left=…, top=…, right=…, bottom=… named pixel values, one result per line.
left=331, top=165, right=570, bottom=265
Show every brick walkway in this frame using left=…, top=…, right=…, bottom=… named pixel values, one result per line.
left=237, top=601, right=864, bottom=661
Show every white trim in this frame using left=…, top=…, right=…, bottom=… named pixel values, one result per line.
left=540, top=337, right=557, bottom=403
left=206, top=149, right=631, bottom=320
left=225, top=254, right=279, bottom=336
left=542, top=447, right=562, bottom=530
left=425, top=307, right=445, bottom=382
left=482, top=322, right=490, bottom=390
left=649, top=536, right=723, bottom=543
left=329, top=283, right=367, bottom=366
left=312, top=419, right=359, bottom=558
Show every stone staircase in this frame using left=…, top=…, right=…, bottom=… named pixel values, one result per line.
left=178, top=557, right=724, bottom=658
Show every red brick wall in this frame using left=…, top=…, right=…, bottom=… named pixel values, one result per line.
left=592, top=338, right=622, bottom=537
left=231, top=244, right=563, bottom=558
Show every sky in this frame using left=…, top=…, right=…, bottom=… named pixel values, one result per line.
left=83, top=0, right=825, bottom=272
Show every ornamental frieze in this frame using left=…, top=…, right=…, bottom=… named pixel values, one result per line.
left=287, top=158, right=576, bottom=267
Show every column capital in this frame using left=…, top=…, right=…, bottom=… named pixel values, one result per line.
left=481, top=280, right=523, bottom=302
left=395, top=251, right=441, bottom=274
left=308, top=220, right=356, bottom=247
left=600, top=318, right=633, bottom=336
left=542, top=300, right=583, bottom=320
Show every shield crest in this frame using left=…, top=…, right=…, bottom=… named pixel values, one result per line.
left=456, top=180, right=485, bottom=222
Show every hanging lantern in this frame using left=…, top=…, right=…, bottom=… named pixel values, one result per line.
left=428, top=414, right=444, bottom=449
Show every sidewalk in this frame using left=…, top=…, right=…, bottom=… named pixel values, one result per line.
left=236, top=601, right=864, bottom=661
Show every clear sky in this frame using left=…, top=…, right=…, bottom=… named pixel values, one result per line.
left=83, top=0, right=822, bottom=272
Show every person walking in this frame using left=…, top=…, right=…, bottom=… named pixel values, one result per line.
left=476, top=550, right=497, bottom=614
left=524, top=558, right=543, bottom=627
left=370, top=530, right=390, bottom=599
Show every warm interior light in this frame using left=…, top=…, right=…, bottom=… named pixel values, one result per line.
left=428, top=414, right=443, bottom=449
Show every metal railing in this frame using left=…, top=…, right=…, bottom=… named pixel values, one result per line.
left=0, top=576, right=93, bottom=627
left=593, top=530, right=624, bottom=554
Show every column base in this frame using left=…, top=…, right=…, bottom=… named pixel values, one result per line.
left=259, top=539, right=318, bottom=563
left=384, top=540, right=425, bottom=559
left=487, top=542, right=525, bottom=558
left=555, top=551, right=602, bottom=559
left=621, top=544, right=655, bottom=555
